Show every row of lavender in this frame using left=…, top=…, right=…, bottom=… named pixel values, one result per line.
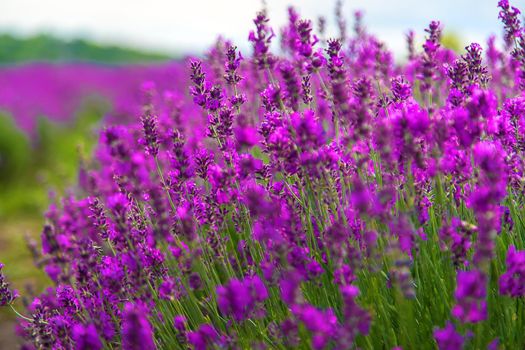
left=2, top=1, right=525, bottom=349
left=0, top=63, right=185, bottom=133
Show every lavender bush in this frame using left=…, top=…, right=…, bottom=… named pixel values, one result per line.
left=0, top=62, right=185, bottom=134
left=3, top=1, right=525, bottom=349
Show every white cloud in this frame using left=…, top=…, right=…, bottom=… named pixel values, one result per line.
left=0, top=0, right=506, bottom=56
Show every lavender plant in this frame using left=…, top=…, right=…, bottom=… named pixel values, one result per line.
left=4, top=2, right=525, bottom=349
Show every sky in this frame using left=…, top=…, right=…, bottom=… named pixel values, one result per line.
left=0, top=0, right=517, bottom=58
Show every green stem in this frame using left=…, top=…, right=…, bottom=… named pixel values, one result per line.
left=9, top=304, right=34, bottom=322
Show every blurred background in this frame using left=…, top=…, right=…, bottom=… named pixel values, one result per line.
left=0, top=0, right=510, bottom=347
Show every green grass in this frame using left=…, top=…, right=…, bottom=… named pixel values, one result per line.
left=0, top=98, right=106, bottom=218
left=0, top=100, right=106, bottom=332
left=0, top=33, right=174, bottom=64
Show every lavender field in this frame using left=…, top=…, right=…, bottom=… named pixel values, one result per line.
left=1, top=1, right=525, bottom=349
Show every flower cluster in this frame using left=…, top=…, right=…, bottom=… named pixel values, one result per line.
left=434, top=322, right=464, bottom=350
left=216, top=275, right=268, bottom=321
left=0, top=63, right=186, bottom=133
left=499, top=245, right=525, bottom=297
left=452, top=270, right=487, bottom=323
left=3, top=2, right=525, bottom=349
left=0, top=263, right=17, bottom=306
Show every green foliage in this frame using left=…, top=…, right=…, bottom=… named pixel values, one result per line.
left=0, top=113, right=31, bottom=184
left=0, top=102, right=106, bottom=334
left=0, top=99, right=106, bottom=218
left=441, top=31, right=463, bottom=53
left=34, top=97, right=107, bottom=182
left=0, top=33, right=173, bottom=64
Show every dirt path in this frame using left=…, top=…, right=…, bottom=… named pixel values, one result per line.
left=0, top=318, right=19, bottom=349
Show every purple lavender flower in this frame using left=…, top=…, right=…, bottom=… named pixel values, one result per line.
left=434, top=322, right=464, bottom=350
left=452, top=270, right=487, bottom=323
left=158, top=277, right=178, bottom=300
left=56, top=285, right=80, bottom=315
left=448, top=60, right=468, bottom=93
left=280, top=270, right=303, bottom=305
left=499, top=245, right=525, bottom=297
left=326, top=38, right=351, bottom=131
left=335, top=0, right=346, bottom=41
left=406, top=30, right=415, bottom=60
left=121, top=303, right=155, bottom=350
left=174, top=315, right=187, bottom=332
left=335, top=285, right=371, bottom=347
left=470, top=142, right=507, bottom=264
left=205, top=84, right=224, bottom=112
left=440, top=218, right=476, bottom=267
left=295, top=19, right=318, bottom=57
left=141, top=114, right=159, bottom=157
left=216, top=275, right=268, bottom=321
left=173, top=315, right=188, bottom=344
left=224, top=45, right=243, bottom=86
left=249, top=10, right=276, bottom=69
left=0, top=263, right=17, bottom=306
left=301, top=75, right=313, bottom=105
left=194, top=149, right=214, bottom=179
left=279, top=60, right=301, bottom=111
left=291, top=304, right=337, bottom=349
left=498, top=0, right=522, bottom=48
left=187, top=324, right=219, bottom=350
left=188, top=272, right=202, bottom=290
left=291, top=109, right=325, bottom=149
left=190, top=60, right=208, bottom=107
left=462, top=43, right=489, bottom=86
left=72, top=323, right=103, bottom=350
left=391, top=76, right=412, bottom=102
left=29, top=298, right=54, bottom=349
left=420, top=20, right=442, bottom=92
